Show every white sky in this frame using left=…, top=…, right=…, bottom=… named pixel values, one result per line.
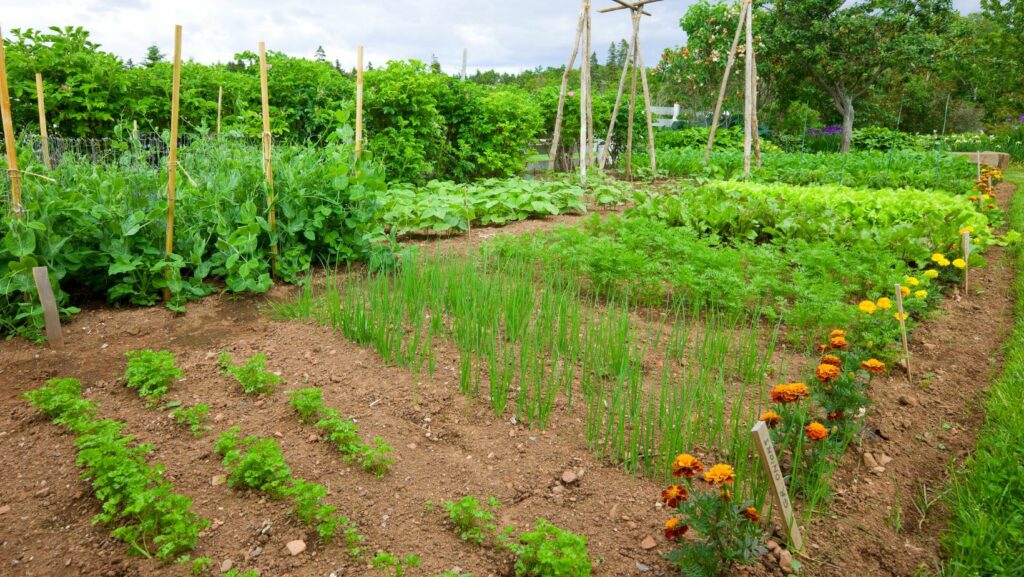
left=0, top=0, right=983, bottom=73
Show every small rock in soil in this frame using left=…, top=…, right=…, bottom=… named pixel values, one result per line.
left=778, top=550, right=795, bottom=574
left=286, top=540, right=306, bottom=556
left=561, top=470, right=579, bottom=485
left=307, top=433, right=319, bottom=442
left=877, top=454, right=893, bottom=466
left=213, top=413, right=225, bottom=422
left=0, top=505, right=10, bottom=515
left=249, top=546, right=262, bottom=559
left=34, top=487, right=49, bottom=498
left=898, top=395, right=917, bottom=407
left=766, top=540, right=779, bottom=552
left=636, top=561, right=651, bottom=572
left=640, top=536, right=657, bottom=550
left=872, top=466, right=886, bottom=474
left=220, top=559, right=233, bottom=573
left=862, top=453, right=879, bottom=468
left=212, top=475, right=227, bottom=486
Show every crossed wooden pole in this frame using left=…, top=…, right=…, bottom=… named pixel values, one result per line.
left=597, top=0, right=661, bottom=180
left=549, top=1, right=593, bottom=184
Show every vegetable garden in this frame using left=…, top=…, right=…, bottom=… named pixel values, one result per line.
left=2, top=6, right=1023, bottom=577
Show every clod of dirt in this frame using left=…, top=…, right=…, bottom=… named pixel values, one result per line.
left=876, top=454, right=892, bottom=466
left=898, top=395, right=917, bottom=407
left=640, top=535, right=657, bottom=550
left=212, top=474, right=226, bottom=486
left=0, top=505, right=10, bottom=515
left=561, top=470, right=579, bottom=485
left=862, top=453, right=879, bottom=468
left=286, top=539, right=306, bottom=556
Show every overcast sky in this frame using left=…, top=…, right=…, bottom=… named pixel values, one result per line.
left=1, top=0, right=984, bottom=74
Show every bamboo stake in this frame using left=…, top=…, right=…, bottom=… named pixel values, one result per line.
left=894, top=284, right=912, bottom=382
left=35, top=73, right=52, bottom=169
left=216, top=85, right=223, bottom=136
left=163, top=24, right=183, bottom=302
left=0, top=26, right=23, bottom=218
left=742, top=0, right=754, bottom=178
left=355, top=45, right=364, bottom=157
left=580, top=1, right=591, bottom=184
left=258, top=41, right=278, bottom=277
left=598, top=16, right=637, bottom=170
left=637, top=42, right=656, bottom=174
left=750, top=41, right=761, bottom=167
left=624, top=10, right=640, bottom=180
left=705, top=0, right=748, bottom=163
left=550, top=11, right=585, bottom=169
left=962, top=231, right=971, bottom=296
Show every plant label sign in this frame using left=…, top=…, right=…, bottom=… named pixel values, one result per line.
left=31, top=266, right=64, bottom=350
left=750, top=420, right=803, bottom=551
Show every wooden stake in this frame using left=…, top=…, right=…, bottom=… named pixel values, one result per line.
left=598, top=16, right=637, bottom=170
left=895, top=284, right=912, bottom=382
left=742, top=0, right=754, bottom=178
left=132, top=119, right=139, bottom=140
left=549, top=11, right=585, bottom=170
left=705, top=0, right=747, bottom=163
left=35, top=73, right=52, bottom=170
left=624, top=10, right=640, bottom=181
left=637, top=42, right=656, bottom=174
left=216, top=85, right=223, bottom=136
left=32, top=267, right=64, bottom=350
left=258, top=41, right=278, bottom=277
left=962, top=231, right=971, bottom=296
left=580, top=1, right=591, bottom=184
left=163, top=24, right=183, bottom=302
left=751, top=421, right=804, bottom=551
left=355, top=45, right=364, bottom=157
left=0, top=26, right=23, bottom=218
left=750, top=44, right=761, bottom=167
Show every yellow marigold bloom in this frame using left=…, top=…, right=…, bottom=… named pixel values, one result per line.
left=770, top=383, right=810, bottom=403
left=828, top=329, right=846, bottom=339
left=924, top=269, right=939, bottom=279
left=894, top=312, right=909, bottom=321
left=815, top=363, right=841, bottom=383
left=953, top=258, right=966, bottom=269
left=960, top=226, right=975, bottom=234
left=876, top=297, right=893, bottom=309
left=915, top=289, right=928, bottom=299
left=760, top=411, right=782, bottom=428
left=829, top=335, right=849, bottom=349
left=820, top=354, right=842, bottom=367
left=861, top=358, right=885, bottom=374
left=805, top=421, right=828, bottom=441
left=704, top=463, right=736, bottom=485
left=858, top=300, right=877, bottom=314
left=672, top=453, right=704, bottom=478
left=931, top=253, right=945, bottom=263
left=938, top=257, right=951, bottom=267
left=900, top=285, right=911, bottom=297
left=905, top=276, right=919, bottom=286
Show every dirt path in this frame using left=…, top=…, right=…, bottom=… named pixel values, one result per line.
left=800, top=179, right=1018, bottom=577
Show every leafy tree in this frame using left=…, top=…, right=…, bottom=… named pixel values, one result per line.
left=142, top=44, right=165, bottom=67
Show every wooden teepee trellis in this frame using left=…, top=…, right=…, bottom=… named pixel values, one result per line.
left=596, top=0, right=662, bottom=180
left=550, top=0, right=594, bottom=184
left=704, top=0, right=760, bottom=177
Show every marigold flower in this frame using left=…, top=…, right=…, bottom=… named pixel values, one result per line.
left=861, top=358, right=885, bottom=374
left=820, top=354, right=842, bottom=367
left=905, top=276, right=919, bottom=286
left=988, top=203, right=997, bottom=209
left=672, top=453, right=703, bottom=478
left=664, top=517, right=688, bottom=540
left=770, top=383, right=810, bottom=403
left=815, top=363, right=841, bottom=382
left=894, top=312, right=909, bottom=322
left=938, top=257, right=951, bottom=267
left=828, top=329, right=846, bottom=339
left=969, top=195, right=979, bottom=201
left=760, top=410, right=782, bottom=428
left=960, top=226, right=974, bottom=234
left=924, top=269, right=939, bottom=279
left=915, top=289, right=928, bottom=299
left=900, top=285, right=911, bottom=297
left=805, top=421, right=828, bottom=441
left=826, top=410, right=843, bottom=421
left=704, top=463, right=735, bottom=485
left=931, top=253, right=945, bottom=263
left=858, top=300, right=877, bottom=314
left=829, top=335, right=849, bottom=349
left=953, top=258, right=966, bottom=269
left=741, top=505, right=760, bottom=522
left=661, top=484, right=688, bottom=507
left=876, top=297, right=893, bottom=309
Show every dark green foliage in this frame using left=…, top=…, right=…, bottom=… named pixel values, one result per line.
left=123, top=349, right=183, bottom=401
left=507, top=519, right=591, bottom=577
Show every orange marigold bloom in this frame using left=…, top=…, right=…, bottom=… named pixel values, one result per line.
left=664, top=517, right=688, bottom=540
left=861, top=358, right=885, bottom=375
left=820, top=354, right=842, bottom=367
left=704, top=463, right=736, bottom=485
left=770, top=383, right=810, bottom=404
left=828, top=329, right=846, bottom=340
left=741, top=505, right=760, bottom=522
left=815, top=363, right=841, bottom=383
left=829, top=335, right=849, bottom=349
left=805, top=421, right=829, bottom=441
left=760, top=410, right=782, bottom=428
left=661, top=484, right=688, bottom=507
left=672, top=453, right=704, bottom=478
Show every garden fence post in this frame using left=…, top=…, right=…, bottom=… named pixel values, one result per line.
left=35, top=73, right=52, bottom=169
left=258, top=41, right=278, bottom=278
left=163, top=24, right=183, bottom=302
left=894, top=283, right=912, bottom=382
left=0, top=26, right=24, bottom=218
left=355, top=45, right=364, bottom=158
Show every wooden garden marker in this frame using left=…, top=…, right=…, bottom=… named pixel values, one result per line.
left=258, top=41, right=278, bottom=277
left=355, top=46, right=364, bottom=158
left=962, top=231, right=971, bottom=296
left=216, top=85, right=223, bottom=136
left=895, top=283, right=912, bottom=382
left=31, top=267, right=64, bottom=350
left=164, top=24, right=183, bottom=302
left=35, top=73, right=52, bottom=169
left=751, top=421, right=804, bottom=551
left=0, top=26, right=24, bottom=218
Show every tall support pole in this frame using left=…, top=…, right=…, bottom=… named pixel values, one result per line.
left=599, top=19, right=637, bottom=170
left=0, top=26, right=23, bottom=218
left=580, top=1, right=591, bottom=184
left=216, top=85, right=223, bottom=136
left=750, top=35, right=761, bottom=167
left=624, top=10, right=640, bottom=180
left=742, top=0, right=754, bottom=178
left=355, top=46, right=364, bottom=157
left=638, top=42, right=656, bottom=173
left=549, top=11, right=585, bottom=169
left=705, top=0, right=748, bottom=163
left=163, top=25, right=183, bottom=301
left=35, top=73, right=52, bottom=169
left=258, top=41, right=278, bottom=278
left=461, top=47, right=468, bottom=80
